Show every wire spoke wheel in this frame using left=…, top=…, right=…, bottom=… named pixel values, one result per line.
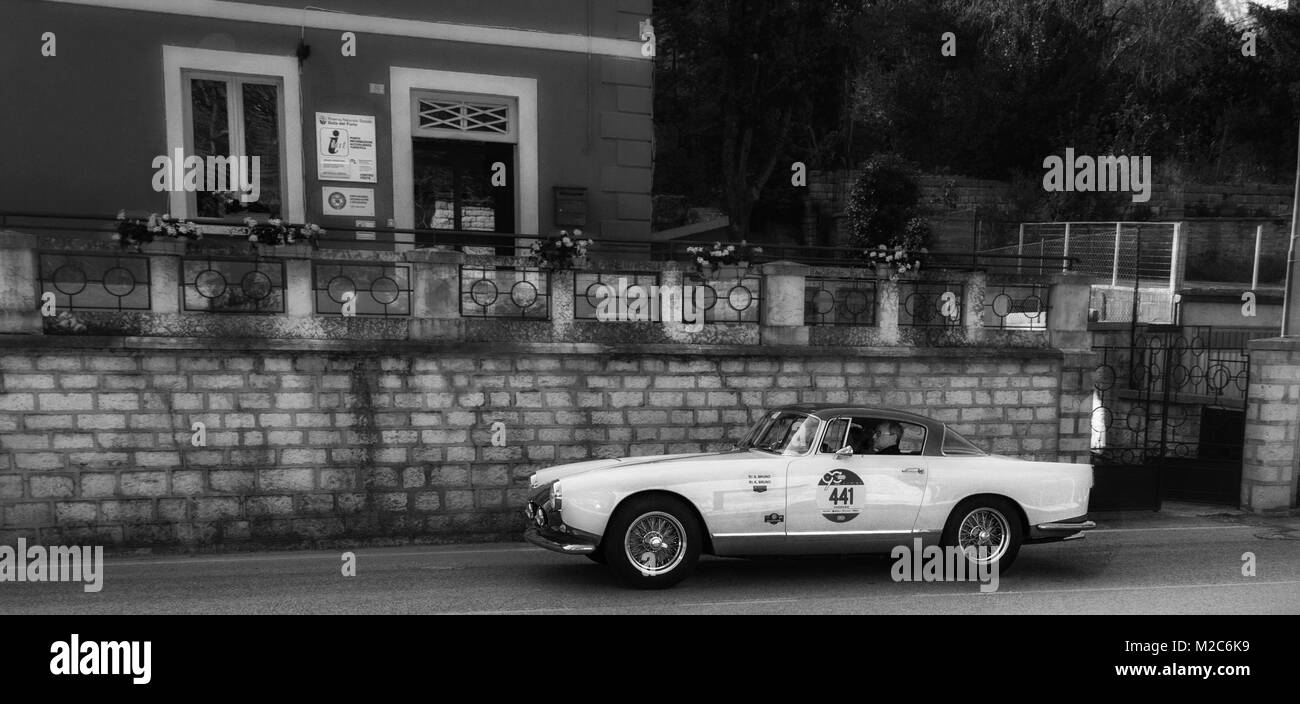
left=956, top=507, right=1011, bottom=564
left=623, top=511, right=686, bottom=577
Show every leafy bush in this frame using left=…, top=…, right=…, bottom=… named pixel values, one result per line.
left=846, top=154, right=922, bottom=250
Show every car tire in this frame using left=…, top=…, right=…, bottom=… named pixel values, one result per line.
left=942, top=497, right=1023, bottom=574
left=603, top=494, right=702, bottom=589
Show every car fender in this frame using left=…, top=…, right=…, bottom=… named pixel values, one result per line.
left=915, top=456, right=1093, bottom=533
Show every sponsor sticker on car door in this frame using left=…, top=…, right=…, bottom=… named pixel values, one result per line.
left=816, top=469, right=864, bottom=523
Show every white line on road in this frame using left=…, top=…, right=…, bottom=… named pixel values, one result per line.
left=438, top=607, right=576, bottom=615
left=430, top=580, right=1300, bottom=614
left=1090, top=525, right=1263, bottom=534
left=106, top=546, right=539, bottom=567
left=81, top=523, right=1294, bottom=568
left=675, top=598, right=799, bottom=608
left=905, top=579, right=1300, bottom=599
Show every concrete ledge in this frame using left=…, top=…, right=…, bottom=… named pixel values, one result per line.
left=1248, top=337, right=1300, bottom=352
left=0, top=333, right=1071, bottom=359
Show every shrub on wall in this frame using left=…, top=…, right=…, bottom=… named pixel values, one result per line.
left=846, top=154, right=932, bottom=264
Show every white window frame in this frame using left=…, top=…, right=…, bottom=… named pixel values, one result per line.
left=391, top=67, right=538, bottom=243
left=163, top=46, right=304, bottom=222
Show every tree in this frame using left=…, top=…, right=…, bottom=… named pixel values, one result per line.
left=653, top=0, right=860, bottom=240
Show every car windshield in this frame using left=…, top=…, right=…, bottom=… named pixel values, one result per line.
left=942, top=426, right=986, bottom=456
left=739, top=412, right=822, bottom=455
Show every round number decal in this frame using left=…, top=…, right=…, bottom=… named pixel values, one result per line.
left=817, top=469, right=864, bottom=523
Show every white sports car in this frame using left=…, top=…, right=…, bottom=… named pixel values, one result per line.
left=523, top=405, right=1096, bottom=588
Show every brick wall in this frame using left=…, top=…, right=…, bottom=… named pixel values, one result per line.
left=0, top=341, right=1090, bottom=550
left=1242, top=338, right=1300, bottom=512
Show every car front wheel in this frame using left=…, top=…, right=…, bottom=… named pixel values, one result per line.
left=942, top=498, right=1023, bottom=573
left=603, top=495, right=702, bottom=589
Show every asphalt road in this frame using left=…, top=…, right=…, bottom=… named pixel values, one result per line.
left=2, top=509, right=1298, bottom=615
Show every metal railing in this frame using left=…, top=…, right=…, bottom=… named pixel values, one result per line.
left=39, top=251, right=152, bottom=312
left=312, top=262, right=412, bottom=317
left=805, top=276, right=877, bottom=327
left=1, top=211, right=1077, bottom=273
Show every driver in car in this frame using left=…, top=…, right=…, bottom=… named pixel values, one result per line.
left=871, top=421, right=903, bottom=455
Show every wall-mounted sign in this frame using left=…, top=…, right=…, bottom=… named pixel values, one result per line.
left=355, top=219, right=376, bottom=241
left=316, top=112, right=377, bottom=183
left=554, top=186, right=587, bottom=227
left=322, top=187, right=375, bottom=217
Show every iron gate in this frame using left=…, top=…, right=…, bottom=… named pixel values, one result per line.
left=1089, top=325, right=1257, bottom=509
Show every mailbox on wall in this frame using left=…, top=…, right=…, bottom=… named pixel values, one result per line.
left=553, top=187, right=587, bottom=228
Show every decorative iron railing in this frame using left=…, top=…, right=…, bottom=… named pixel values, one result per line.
left=459, top=266, right=550, bottom=319
left=313, top=262, right=412, bottom=317
left=39, top=252, right=151, bottom=312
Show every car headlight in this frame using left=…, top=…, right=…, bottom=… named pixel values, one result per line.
left=551, top=482, right=563, bottom=512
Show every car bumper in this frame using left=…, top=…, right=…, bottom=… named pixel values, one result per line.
left=523, top=526, right=599, bottom=555
left=1026, top=515, right=1096, bottom=543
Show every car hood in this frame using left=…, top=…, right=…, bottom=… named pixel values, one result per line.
left=530, top=449, right=765, bottom=486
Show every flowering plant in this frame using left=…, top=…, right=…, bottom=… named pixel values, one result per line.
left=685, top=241, right=763, bottom=278
left=114, top=211, right=202, bottom=251
left=238, top=217, right=324, bottom=252
left=865, top=217, right=929, bottom=281
left=529, top=229, right=592, bottom=270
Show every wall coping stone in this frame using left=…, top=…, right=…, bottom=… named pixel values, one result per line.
left=0, top=334, right=1068, bottom=360
left=1247, top=337, right=1300, bottom=352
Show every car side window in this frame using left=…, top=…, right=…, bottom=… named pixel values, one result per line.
left=819, top=418, right=849, bottom=453
left=851, top=418, right=926, bottom=455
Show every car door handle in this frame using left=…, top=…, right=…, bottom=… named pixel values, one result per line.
left=901, top=467, right=925, bottom=474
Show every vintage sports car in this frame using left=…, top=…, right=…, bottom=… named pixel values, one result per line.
left=523, top=405, right=1096, bottom=588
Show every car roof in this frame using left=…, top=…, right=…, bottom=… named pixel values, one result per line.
left=770, top=404, right=940, bottom=425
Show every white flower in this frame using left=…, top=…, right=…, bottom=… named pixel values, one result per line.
left=885, top=255, right=894, bottom=262
left=562, top=236, right=572, bottom=246
left=249, top=234, right=259, bottom=243
left=697, top=257, right=706, bottom=265
left=162, top=213, right=171, bottom=220
left=878, top=244, right=887, bottom=250
left=269, top=218, right=282, bottom=227
left=116, top=210, right=126, bottom=220
left=573, top=228, right=583, bottom=237
left=726, top=245, right=736, bottom=252
left=111, top=232, right=121, bottom=241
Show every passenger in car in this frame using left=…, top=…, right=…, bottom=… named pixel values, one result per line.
left=871, top=421, right=903, bottom=455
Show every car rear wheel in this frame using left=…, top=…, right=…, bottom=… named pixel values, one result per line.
left=603, top=495, right=702, bottom=589
left=942, top=498, right=1023, bottom=573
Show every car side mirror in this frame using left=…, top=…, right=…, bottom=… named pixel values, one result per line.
left=835, top=445, right=854, bottom=459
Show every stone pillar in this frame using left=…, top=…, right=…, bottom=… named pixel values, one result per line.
left=965, top=270, right=987, bottom=345
left=278, top=243, right=316, bottom=318
left=146, top=239, right=187, bottom=315
left=1242, top=338, right=1300, bottom=512
left=877, top=279, right=900, bottom=345
left=404, top=248, right=465, bottom=340
left=759, top=261, right=809, bottom=345
left=1047, top=272, right=1097, bottom=465
left=0, top=232, right=41, bottom=335
left=1048, top=272, right=1092, bottom=352
left=550, top=268, right=576, bottom=341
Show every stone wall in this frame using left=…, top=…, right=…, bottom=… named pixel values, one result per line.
left=0, top=227, right=1098, bottom=549
left=0, top=341, right=1093, bottom=550
left=1242, top=338, right=1300, bottom=512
